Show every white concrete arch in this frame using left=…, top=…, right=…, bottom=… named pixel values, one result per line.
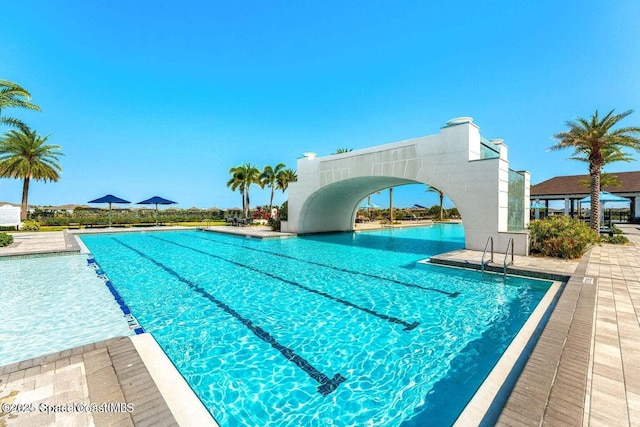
left=282, top=118, right=531, bottom=255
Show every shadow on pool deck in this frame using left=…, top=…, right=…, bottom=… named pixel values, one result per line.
left=1, top=224, right=639, bottom=426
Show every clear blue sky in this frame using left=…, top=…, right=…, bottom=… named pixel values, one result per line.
left=1, top=1, right=639, bottom=210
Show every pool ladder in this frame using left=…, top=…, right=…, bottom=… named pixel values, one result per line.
left=481, top=236, right=494, bottom=274
left=503, top=237, right=514, bottom=278
left=481, top=236, right=515, bottom=279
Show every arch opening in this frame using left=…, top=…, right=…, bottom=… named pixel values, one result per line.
left=298, top=178, right=466, bottom=234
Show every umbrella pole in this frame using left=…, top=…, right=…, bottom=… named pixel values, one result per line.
left=155, top=203, right=158, bottom=226
left=108, top=202, right=112, bottom=227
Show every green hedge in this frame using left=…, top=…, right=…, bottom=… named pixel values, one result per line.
left=31, top=208, right=226, bottom=226
left=0, top=232, right=13, bottom=247
left=529, top=216, right=598, bottom=259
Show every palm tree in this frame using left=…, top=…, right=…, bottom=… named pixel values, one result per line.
left=226, top=163, right=260, bottom=218
left=0, top=80, right=40, bottom=131
left=426, top=185, right=445, bottom=220
left=276, top=168, right=297, bottom=193
left=0, top=128, right=63, bottom=220
left=333, top=148, right=353, bottom=154
left=226, top=168, right=246, bottom=215
left=550, top=109, right=640, bottom=231
left=260, top=163, right=285, bottom=216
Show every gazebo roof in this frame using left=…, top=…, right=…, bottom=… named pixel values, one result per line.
left=531, top=171, right=640, bottom=196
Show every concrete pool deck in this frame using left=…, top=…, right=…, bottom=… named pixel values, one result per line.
left=1, top=224, right=639, bottom=425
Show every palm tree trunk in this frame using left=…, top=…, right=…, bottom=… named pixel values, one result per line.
left=245, top=187, right=251, bottom=218
left=439, top=192, right=444, bottom=221
left=241, top=188, right=246, bottom=217
left=590, top=167, right=601, bottom=231
left=269, top=186, right=275, bottom=215
left=21, top=177, right=30, bottom=221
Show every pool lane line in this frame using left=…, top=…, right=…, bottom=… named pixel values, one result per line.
left=189, top=232, right=460, bottom=298
left=150, top=235, right=420, bottom=332
left=87, top=256, right=145, bottom=334
left=111, top=238, right=346, bottom=396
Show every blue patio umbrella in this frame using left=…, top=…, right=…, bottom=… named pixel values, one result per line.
left=137, top=196, right=177, bottom=226
left=414, top=204, right=427, bottom=209
left=578, top=191, right=630, bottom=224
left=88, top=194, right=131, bottom=227
left=577, top=191, right=630, bottom=204
left=358, top=199, right=380, bottom=220
left=359, top=202, right=379, bottom=209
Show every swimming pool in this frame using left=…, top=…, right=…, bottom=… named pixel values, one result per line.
left=0, top=254, right=133, bottom=366
left=79, top=225, right=553, bottom=426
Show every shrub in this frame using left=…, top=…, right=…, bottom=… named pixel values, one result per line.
left=20, top=220, right=40, bottom=231
left=601, top=234, right=629, bottom=245
left=253, top=206, right=271, bottom=220
left=268, top=218, right=281, bottom=231
left=529, top=216, right=598, bottom=259
left=0, top=232, right=13, bottom=247
left=279, top=201, right=288, bottom=221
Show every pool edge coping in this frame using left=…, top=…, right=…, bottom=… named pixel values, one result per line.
left=425, top=248, right=595, bottom=426
left=453, top=279, right=563, bottom=426
left=495, top=245, right=596, bottom=425
left=131, top=333, right=219, bottom=427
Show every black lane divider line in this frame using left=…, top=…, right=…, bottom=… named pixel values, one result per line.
left=189, top=232, right=460, bottom=298
left=151, top=235, right=419, bottom=332
left=87, top=256, right=145, bottom=334
left=112, top=238, right=346, bottom=396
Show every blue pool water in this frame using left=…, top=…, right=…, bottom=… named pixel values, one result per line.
left=79, top=225, right=552, bottom=426
left=0, top=254, right=133, bottom=366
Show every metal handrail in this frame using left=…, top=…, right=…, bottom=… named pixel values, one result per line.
left=481, top=236, right=494, bottom=274
left=503, top=237, right=514, bottom=278
left=198, top=219, right=211, bottom=230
